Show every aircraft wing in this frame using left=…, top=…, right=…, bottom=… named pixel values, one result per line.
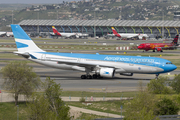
left=46, top=58, right=116, bottom=68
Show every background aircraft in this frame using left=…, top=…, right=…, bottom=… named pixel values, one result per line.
left=138, top=35, right=179, bottom=52
left=75, top=33, right=88, bottom=39
left=51, top=26, right=76, bottom=39
left=11, top=25, right=177, bottom=79
left=111, top=27, right=149, bottom=40
left=0, top=32, right=6, bottom=37
left=51, top=26, right=89, bottom=39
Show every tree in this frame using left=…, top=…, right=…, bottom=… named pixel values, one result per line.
left=147, top=76, right=172, bottom=94
left=154, top=97, right=179, bottom=115
left=124, top=90, right=158, bottom=120
left=124, top=81, right=158, bottom=120
left=26, top=93, right=56, bottom=120
left=170, top=74, right=180, bottom=94
left=27, top=77, right=71, bottom=120
left=1, top=61, right=41, bottom=105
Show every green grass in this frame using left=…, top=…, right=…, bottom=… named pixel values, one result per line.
left=167, top=59, right=180, bottom=66
left=76, top=112, right=110, bottom=119
left=67, top=100, right=125, bottom=115
left=62, top=91, right=138, bottom=97
left=0, top=102, right=27, bottom=120
left=0, top=53, right=22, bottom=59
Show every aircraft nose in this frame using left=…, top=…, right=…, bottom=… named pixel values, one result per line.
left=171, top=64, right=177, bottom=71
left=167, top=64, right=177, bottom=72
left=138, top=46, right=142, bottom=49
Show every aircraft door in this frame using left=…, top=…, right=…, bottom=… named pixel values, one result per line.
left=41, top=54, right=46, bottom=61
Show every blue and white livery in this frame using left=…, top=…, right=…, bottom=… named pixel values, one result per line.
left=11, top=25, right=177, bottom=79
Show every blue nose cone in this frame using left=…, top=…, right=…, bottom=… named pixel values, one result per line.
left=165, top=64, right=177, bottom=72
left=171, top=64, right=177, bottom=71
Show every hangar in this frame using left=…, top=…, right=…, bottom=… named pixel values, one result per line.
left=18, top=19, right=180, bottom=38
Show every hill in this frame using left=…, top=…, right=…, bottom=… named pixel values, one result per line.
left=0, top=0, right=180, bottom=30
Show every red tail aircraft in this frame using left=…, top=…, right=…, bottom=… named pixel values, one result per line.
left=138, top=35, right=179, bottom=52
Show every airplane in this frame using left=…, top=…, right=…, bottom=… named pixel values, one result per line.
left=111, top=27, right=148, bottom=40
left=51, top=26, right=76, bottom=39
left=138, top=35, right=179, bottom=52
left=0, top=32, right=6, bottom=37
left=11, top=24, right=177, bottom=79
left=75, top=33, right=88, bottom=39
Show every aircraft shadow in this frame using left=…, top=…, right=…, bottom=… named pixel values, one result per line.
left=39, top=75, right=152, bottom=81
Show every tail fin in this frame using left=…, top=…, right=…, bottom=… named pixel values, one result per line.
left=52, top=26, right=61, bottom=36
left=11, top=24, right=44, bottom=52
left=111, top=27, right=121, bottom=37
left=171, top=34, right=179, bottom=44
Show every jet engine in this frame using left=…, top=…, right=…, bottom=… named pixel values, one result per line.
left=138, top=36, right=143, bottom=40
left=99, top=68, right=115, bottom=78
left=120, top=73, right=133, bottom=76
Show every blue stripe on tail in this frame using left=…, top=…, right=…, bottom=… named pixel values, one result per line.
left=16, top=42, right=28, bottom=48
left=11, top=24, right=31, bottom=40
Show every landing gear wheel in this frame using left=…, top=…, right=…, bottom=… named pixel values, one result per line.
left=87, top=75, right=92, bottom=79
left=92, top=74, right=97, bottom=79
left=153, top=50, right=155, bottom=52
left=97, top=74, right=102, bottom=79
left=81, top=75, right=86, bottom=79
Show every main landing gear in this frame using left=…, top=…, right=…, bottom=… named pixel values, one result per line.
left=81, top=74, right=101, bottom=79
left=155, top=74, right=159, bottom=79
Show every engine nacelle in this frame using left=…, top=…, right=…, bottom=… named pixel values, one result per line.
left=120, top=73, right=133, bottom=76
left=99, top=68, right=115, bottom=78
left=138, top=36, right=143, bottom=40
left=156, top=47, right=162, bottom=52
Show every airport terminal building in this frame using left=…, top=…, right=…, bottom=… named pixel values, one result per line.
left=18, top=19, right=180, bottom=38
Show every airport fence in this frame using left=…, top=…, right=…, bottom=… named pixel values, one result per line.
left=94, top=115, right=180, bottom=120
left=0, top=44, right=138, bottom=51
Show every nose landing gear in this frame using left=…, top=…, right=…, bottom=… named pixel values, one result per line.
left=155, top=74, right=159, bottom=79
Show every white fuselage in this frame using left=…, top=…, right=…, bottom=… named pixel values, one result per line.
left=28, top=52, right=164, bottom=74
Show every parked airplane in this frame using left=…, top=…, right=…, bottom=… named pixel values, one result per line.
left=76, top=33, right=88, bottom=39
left=11, top=25, right=177, bottom=79
left=0, top=32, right=6, bottom=37
left=138, top=35, right=179, bottom=52
left=52, top=26, right=76, bottom=39
left=111, top=27, right=148, bottom=40
left=51, top=26, right=89, bottom=39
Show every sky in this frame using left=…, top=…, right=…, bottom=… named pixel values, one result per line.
left=0, top=0, right=79, bottom=4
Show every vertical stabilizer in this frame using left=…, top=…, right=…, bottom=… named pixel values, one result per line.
left=111, top=27, right=121, bottom=37
left=11, top=24, right=44, bottom=52
left=52, top=26, right=61, bottom=36
left=172, top=34, right=179, bottom=44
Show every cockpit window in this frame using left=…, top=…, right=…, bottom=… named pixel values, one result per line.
left=166, top=62, right=172, bottom=64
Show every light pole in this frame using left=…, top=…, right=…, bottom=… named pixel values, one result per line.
left=162, top=10, right=164, bottom=39
left=12, top=10, right=13, bottom=24
left=94, top=11, right=96, bottom=38
left=57, top=10, right=58, bottom=20
left=37, top=11, right=39, bottom=34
